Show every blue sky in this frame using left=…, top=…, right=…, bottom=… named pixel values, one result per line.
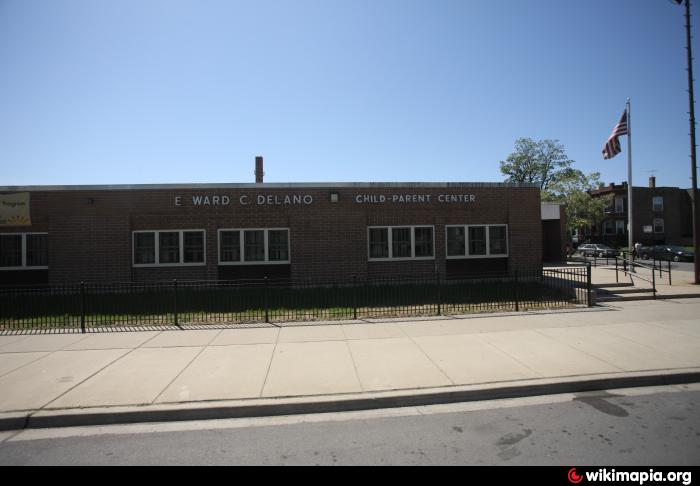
left=0, top=0, right=698, bottom=188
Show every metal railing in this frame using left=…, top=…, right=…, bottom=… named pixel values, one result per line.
left=0, top=266, right=591, bottom=332
left=614, top=255, right=657, bottom=298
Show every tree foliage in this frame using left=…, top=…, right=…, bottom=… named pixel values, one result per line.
left=501, top=138, right=611, bottom=237
left=499, top=138, right=574, bottom=191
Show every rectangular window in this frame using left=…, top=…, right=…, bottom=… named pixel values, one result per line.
left=615, top=220, right=626, bottom=235
left=218, top=228, right=290, bottom=265
left=159, top=232, right=180, bottom=264
left=268, top=230, right=289, bottom=262
left=0, top=233, right=49, bottom=270
left=369, top=228, right=389, bottom=259
left=615, top=196, right=625, bottom=213
left=653, top=196, right=664, bottom=212
left=25, top=234, right=48, bottom=267
left=0, top=234, right=22, bottom=267
left=219, top=230, right=241, bottom=263
left=654, top=218, right=665, bottom=234
left=132, top=230, right=205, bottom=266
left=446, top=225, right=509, bottom=258
left=488, top=226, right=508, bottom=255
left=183, top=231, right=204, bottom=263
left=468, top=226, right=487, bottom=256
left=392, top=227, right=412, bottom=258
left=244, top=230, right=265, bottom=262
left=446, top=227, right=466, bottom=257
left=414, top=227, right=434, bottom=258
left=368, top=226, right=435, bottom=260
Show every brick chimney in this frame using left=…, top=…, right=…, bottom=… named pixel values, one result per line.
left=649, top=176, right=656, bottom=188
left=255, top=156, right=264, bottom=183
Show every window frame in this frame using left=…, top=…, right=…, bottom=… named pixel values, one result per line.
left=0, top=232, right=49, bottom=271
left=367, top=226, right=435, bottom=261
left=132, top=229, right=206, bottom=267
left=652, top=196, right=664, bottom=212
left=445, top=224, right=509, bottom=259
left=653, top=218, right=665, bottom=234
left=217, top=228, right=291, bottom=265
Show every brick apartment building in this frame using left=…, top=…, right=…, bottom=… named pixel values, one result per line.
left=589, top=177, right=694, bottom=247
left=0, top=174, right=542, bottom=287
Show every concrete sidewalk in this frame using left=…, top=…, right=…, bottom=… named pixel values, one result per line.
left=1, top=298, right=700, bottom=431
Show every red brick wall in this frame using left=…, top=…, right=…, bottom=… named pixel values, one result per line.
left=0, top=184, right=542, bottom=285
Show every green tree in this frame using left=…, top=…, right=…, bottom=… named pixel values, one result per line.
left=501, top=138, right=611, bottom=238
left=543, top=170, right=612, bottom=239
left=499, top=138, right=574, bottom=191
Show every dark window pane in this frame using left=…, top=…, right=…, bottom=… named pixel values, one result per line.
left=159, top=232, right=180, bottom=264
left=268, top=230, right=289, bottom=262
left=392, top=227, right=412, bottom=258
left=468, top=226, right=487, bottom=256
left=183, top=231, right=204, bottom=263
left=134, top=233, right=156, bottom=264
left=489, top=226, right=507, bottom=255
left=244, top=230, right=265, bottom=262
left=219, top=231, right=241, bottom=262
left=414, top=227, right=433, bottom=257
left=0, top=234, right=22, bottom=267
left=369, top=228, right=389, bottom=259
left=446, top=227, right=465, bottom=257
left=26, top=234, right=48, bottom=266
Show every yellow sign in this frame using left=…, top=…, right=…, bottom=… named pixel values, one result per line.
left=0, top=193, right=31, bottom=227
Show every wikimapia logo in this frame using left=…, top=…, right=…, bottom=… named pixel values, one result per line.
left=568, top=468, right=584, bottom=484
left=567, top=467, right=693, bottom=485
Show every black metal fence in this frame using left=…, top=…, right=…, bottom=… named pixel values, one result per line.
left=0, top=266, right=591, bottom=332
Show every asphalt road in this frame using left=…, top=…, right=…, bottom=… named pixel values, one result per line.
left=1, top=384, right=698, bottom=466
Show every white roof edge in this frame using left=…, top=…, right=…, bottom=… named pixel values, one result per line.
left=0, top=182, right=540, bottom=191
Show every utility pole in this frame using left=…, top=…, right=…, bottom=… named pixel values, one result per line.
left=679, top=0, right=700, bottom=283
left=672, top=0, right=700, bottom=284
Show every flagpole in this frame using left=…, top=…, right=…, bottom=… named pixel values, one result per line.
left=627, top=98, right=634, bottom=255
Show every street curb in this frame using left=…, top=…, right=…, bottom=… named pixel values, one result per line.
left=2, top=370, right=699, bottom=432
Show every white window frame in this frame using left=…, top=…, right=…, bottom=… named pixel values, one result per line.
left=614, top=196, right=625, bottom=213
left=132, top=230, right=206, bottom=267
left=653, top=218, right=665, bottom=234
left=445, top=224, right=509, bottom=259
left=652, top=196, right=664, bottom=212
left=0, top=232, right=49, bottom=270
left=367, top=226, right=435, bottom=261
left=217, top=228, right=290, bottom=265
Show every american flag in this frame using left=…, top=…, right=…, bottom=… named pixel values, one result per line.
left=602, top=110, right=629, bottom=159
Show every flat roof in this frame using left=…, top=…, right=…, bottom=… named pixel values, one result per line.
left=0, top=182, right=539, bottom=192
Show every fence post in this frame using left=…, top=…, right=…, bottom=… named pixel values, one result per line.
left=80, top=281, right=86, bottom=334
left=352, top=275, right=358, bottom=320
left=652, top=267, right=656, bottom=299
left=436, top=271, right=442, bottom=316
left=668, top=260, right=672, bottom=286
left=615, top=257, right=619, bottom=283
left=587, top=263, right=592, bottom=307
left=264, top=277, right=269, bottom=324
left=173, top=279, right=179, bottom=328
left=514, top=270, right=519, bottom=312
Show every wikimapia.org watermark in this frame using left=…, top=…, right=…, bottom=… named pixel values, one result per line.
left=568, top=468, right=692, bottom=485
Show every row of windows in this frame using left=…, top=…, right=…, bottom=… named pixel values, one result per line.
left=603, top=219, right=665, bottom=235
left=0, top=233, right=48, bottom=269
left=612, top=196, right=665, bottom=213
left=132, top=229, right=291, bottom=266
left=0, top=226, right=510, bottom=270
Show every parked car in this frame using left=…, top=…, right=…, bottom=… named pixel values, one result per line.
left=638, top=245, right=695, bottom=262
left=576, top=243, right=619, bottom=258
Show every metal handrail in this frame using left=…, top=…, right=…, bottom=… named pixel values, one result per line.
left=615, top=256, right=656, bottom=299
